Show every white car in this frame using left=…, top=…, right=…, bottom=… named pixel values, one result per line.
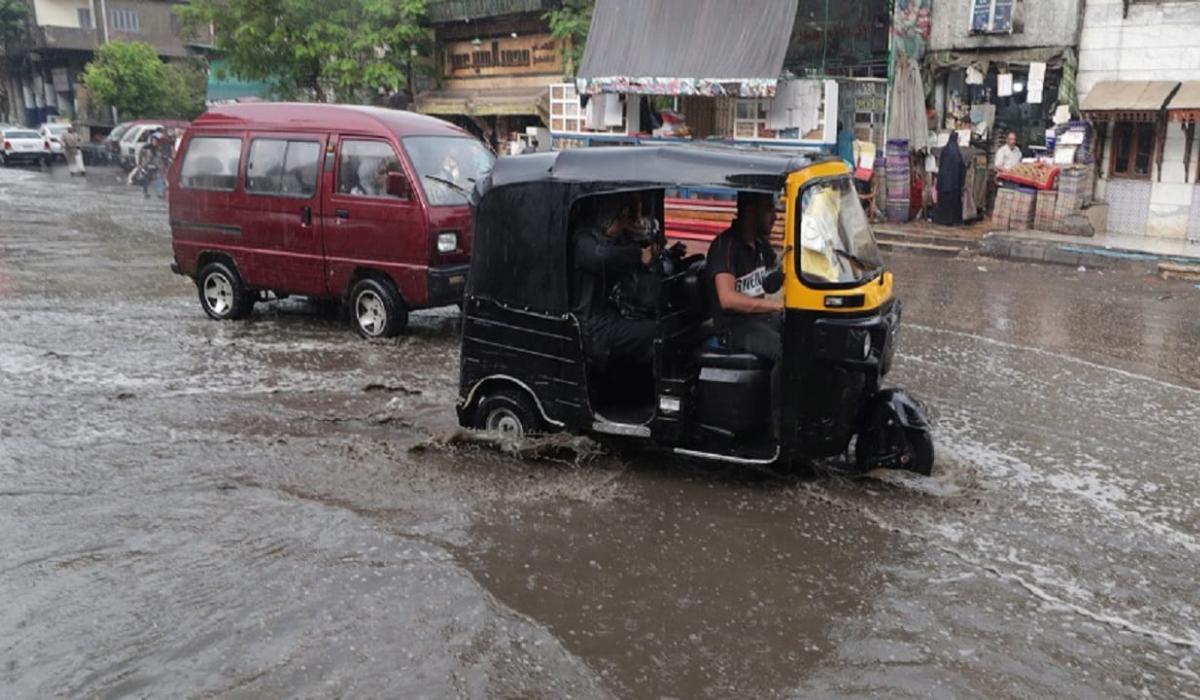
left=0, top=127, right=51, bottom=166
left=38, top=123, right=71, bottom=161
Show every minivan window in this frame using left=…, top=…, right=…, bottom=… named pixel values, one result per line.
left=403, top=136, right=494, bottom=206
left=179, top=136, right=242, bottom=191
left=338, top=140, right=403, bottom=198
left=245, top=139, right=320, bottom=198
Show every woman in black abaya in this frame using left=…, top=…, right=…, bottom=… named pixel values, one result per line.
left=934, top=131, right=966, bottom=226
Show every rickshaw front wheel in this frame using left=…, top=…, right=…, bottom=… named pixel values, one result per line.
left=475, top=389, right=542, bottom=439
left=855, top=427, right=934, bottom=476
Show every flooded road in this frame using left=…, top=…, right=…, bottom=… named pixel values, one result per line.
left=2, top=163, right=1199, bottom=698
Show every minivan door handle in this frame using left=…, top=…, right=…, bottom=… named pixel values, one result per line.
left=301, top=206, right=312, bottom=226
left=335, top=208, right=350, bottom=219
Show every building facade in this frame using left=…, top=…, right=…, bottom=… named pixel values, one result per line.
left=415, top=0, right=565, bottom=153
left=3, top=0, right=210, bottom=127
left=925, top=0, right=1084, bottom=158
left=1077, top=0, right=1200, bottom=241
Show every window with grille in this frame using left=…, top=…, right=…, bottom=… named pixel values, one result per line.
left=970, top=0, right=1014, bottom=34
left=77, top=8, right=92, bottom=28
left=111, top=9, right=140, bottom=32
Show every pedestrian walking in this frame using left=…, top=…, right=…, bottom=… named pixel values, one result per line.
left=153, top=130, right=174, bottom=199
left=136, top=136, right=160, bottom=199
left=63, top=125, right=85, bottom=176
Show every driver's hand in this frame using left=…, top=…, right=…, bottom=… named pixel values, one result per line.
left=641, top=245, right=657, bottom=265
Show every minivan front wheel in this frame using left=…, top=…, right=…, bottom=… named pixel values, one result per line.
left=350, top=277, right=407, bottom=339
left=197, top=262, right=254, bottom=321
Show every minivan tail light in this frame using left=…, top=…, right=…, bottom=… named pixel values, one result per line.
left=44, top=141, right=51, bottom=150
left=437, top=232, right=459, bottom=254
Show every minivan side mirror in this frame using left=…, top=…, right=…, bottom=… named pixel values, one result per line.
left=386, top=172, right=411, bottom=199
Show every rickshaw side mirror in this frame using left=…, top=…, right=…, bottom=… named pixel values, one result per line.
left=386, top=172, right=411, bottom=199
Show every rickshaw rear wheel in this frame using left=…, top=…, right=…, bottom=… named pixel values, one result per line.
left=855, top=427, right=934, bottom=476
left=475, top=389, right=542, bottom=439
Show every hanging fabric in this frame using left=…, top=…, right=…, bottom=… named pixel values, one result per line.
left=887, top=55, right=930, bottom=153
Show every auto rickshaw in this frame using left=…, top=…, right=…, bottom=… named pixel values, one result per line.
left=457, top=146, right=932, bottom=474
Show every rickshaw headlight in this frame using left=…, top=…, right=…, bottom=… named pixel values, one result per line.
left=437, top=232, right=458, bottom=253
left=658, top=396, right=682, bottom=414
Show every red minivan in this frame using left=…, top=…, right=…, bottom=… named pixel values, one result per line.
left=169, top=103, right=494, bottom=338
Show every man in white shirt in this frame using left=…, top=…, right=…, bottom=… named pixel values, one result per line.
left=994, top=131, right=1022, bottom=171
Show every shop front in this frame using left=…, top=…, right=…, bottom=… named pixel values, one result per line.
left=1081, top=81, right=1184, bottom=239
left=557, top=0, right=892, bottom=155
left=415, top=1, right=563, bottom=153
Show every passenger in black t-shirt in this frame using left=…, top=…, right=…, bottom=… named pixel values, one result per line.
left=706, top=191, right=784, bottom=430
left=571, top=195, right=658, bottom=370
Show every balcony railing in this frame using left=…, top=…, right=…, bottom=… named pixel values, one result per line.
left=28, top=25, right=101, bottom=52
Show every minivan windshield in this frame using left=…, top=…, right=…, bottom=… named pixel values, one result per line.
left=403, top=136, right=495, bottom=206
left=795, top=179, right=884, bottom=286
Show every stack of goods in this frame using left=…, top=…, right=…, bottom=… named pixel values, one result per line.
left=997, top=162, right=1060, bottom=191
left=1053, top=121, right=1095, bottom=205
left=884, top=139, right=911, bottom=222
left=1008, top=188, right=1036, bottom=230
left=1035, top=190, right=1058, bottom=230
left=992, top=189, right=1014, bottom=230
left=1056, top=166, right=1088, bottom=212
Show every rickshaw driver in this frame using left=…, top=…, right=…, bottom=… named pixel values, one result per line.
left=706, top=191, right=785, bottom=424
left=572, top=195, right=659, bottom=370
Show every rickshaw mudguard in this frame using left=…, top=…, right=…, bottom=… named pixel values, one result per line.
left=862, top=389, right=932, bottom=433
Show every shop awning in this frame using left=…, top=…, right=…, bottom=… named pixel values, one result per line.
left=415, top=87, right=549, bottom=119
left=1080, top=80, right=1179, bottom=121
left=575, top=0, right=798, bottom=98
left=1167, top=81, right=1200, bottom=122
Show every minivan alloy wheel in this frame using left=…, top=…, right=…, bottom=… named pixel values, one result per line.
left=203, top=274, right=235, bottom=316
left=196, top=261, right=254, bottom=321
left=355, top=290, right=386, bottom=335
left=349, top=277, right=407, bottom=338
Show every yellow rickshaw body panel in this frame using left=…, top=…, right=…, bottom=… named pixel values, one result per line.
left=781, top=163, right=894, bottom=313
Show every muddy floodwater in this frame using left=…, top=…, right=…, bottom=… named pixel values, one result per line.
left=3, top=164, right=1200, bottom=698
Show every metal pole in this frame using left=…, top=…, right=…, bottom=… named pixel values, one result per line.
left=95, top=0, right=118, bottom=123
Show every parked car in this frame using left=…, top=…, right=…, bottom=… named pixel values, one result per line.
left=37, top=123, right=71, bottom=161
left=0, top=127, right=52, bottom=166
left=169, top=102, right=494, bottom=338
left=112, top=119, right=189, bottom=170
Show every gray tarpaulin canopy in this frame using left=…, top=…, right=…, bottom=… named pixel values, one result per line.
left=575, top=0, right=799, bottom=97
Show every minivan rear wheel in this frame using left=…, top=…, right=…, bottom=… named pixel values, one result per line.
left=350, top=277, right=407, bottom=338
left=197, top=262, right=254, bottom=321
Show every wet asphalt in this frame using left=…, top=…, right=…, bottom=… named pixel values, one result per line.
left=2, top=162, right=1199, bottom=699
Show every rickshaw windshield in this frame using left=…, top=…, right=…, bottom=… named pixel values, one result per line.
left=794, top=178, right=884, bottom=285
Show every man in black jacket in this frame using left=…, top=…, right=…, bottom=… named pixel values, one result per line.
left=571, top=194, right=658, bottom=370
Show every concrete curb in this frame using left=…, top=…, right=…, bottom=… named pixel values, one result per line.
left=980, top=233, right=1200, bottom=271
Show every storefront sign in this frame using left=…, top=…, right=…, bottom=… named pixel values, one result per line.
left=443, top=35, right=561, bottom=78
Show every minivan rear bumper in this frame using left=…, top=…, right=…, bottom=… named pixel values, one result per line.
left=427, top=264, right=469, bottom=307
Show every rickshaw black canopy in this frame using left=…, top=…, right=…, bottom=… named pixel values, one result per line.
left=468, top=146, right=829, bottom=314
